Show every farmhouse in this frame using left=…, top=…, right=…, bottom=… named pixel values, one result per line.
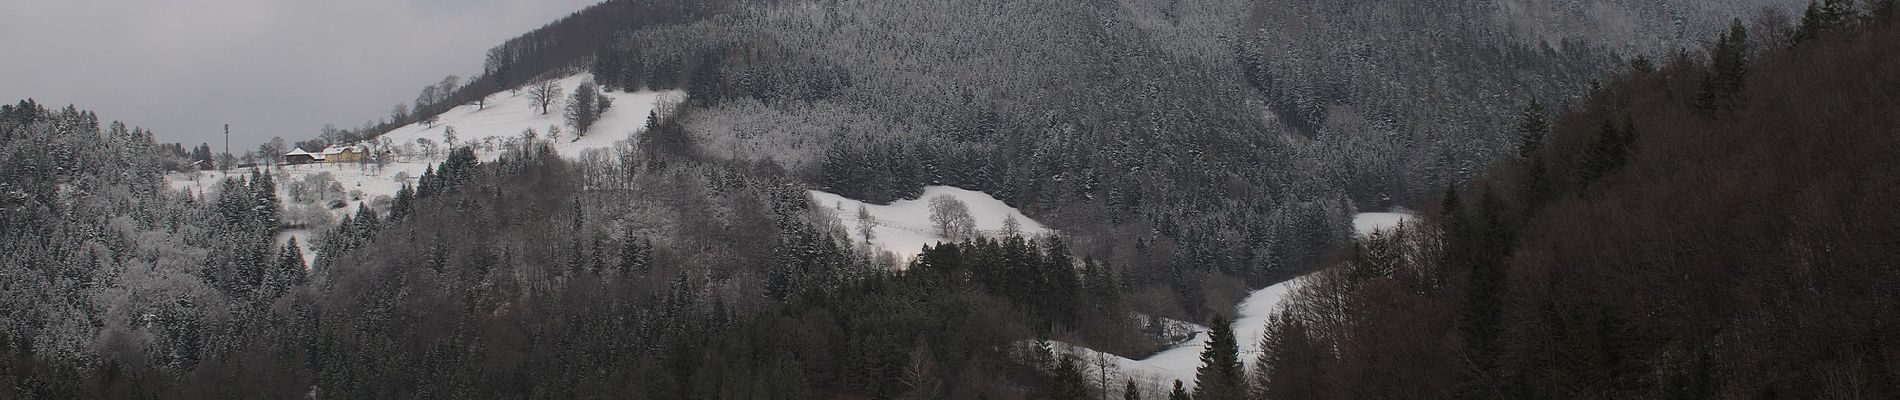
left=283, top=148, right=320, bottom=165
left=320, top=144, right=370, bottom=163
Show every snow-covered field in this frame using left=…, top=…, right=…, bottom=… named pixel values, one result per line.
left=809, top=186, right=1051, bottom=261
left=1051, top=212, right=1413, bottom=390
left=165, top=73, right=680, bottom=264
left=1050, top=277, right=1304, bottom=391
left=379, top=73, right=681, bottom=162
left=1352, top=211, right=1413, bottom=237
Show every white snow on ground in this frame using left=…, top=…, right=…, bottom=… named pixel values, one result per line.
left=167, top=163, right=428, bottom=267
left=162, top=73, right=680, bottom=265
left=166, top=162, right=433, bottom=221
left=1051, top=211, right=1410, bottom=389
left=809, top=186, right=1051, bottom=261
left=379, top=73, right=681, bottom=162
left=1049, top=277, right=1305, bottom=390
left=1352, top=211, right=1413, bottom=237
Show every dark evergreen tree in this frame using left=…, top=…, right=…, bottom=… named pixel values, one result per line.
left=1457, top=188, right=1513, bottom=360
left=687, top=53, right=727, bottom=107
left=1049, top=355, right=1090, bottom=400
left=1516, top=99, right=1550, bottom=158
left=1192, top=314, right=1244, bottom=400
left=1796, top=0, right=1860, bottom=44
left=266, top=238, right=307, bottom=299
left=1698, top=20, right=1751, bottom=115
left=618, top=225, right=652, bottom=274
left=389, top=182, right=416, bottom=222
left=250, top=170, right=279, bottom=232
left=1168, top=380, right=1190, bottom=400
left=1580, top=118, right=1638, bottom=187
left=1124, top=379, right=1141, bottom=400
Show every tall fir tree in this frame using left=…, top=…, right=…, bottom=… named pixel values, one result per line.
left=1516, top=99, right=1550, bottom=158
left=1192, top=314, right=1244, bottom=400
left=267, top=238, right=307, bottom=299
left=1049, top=355, right=1090, bottom=400
left=1699, top=20, right=1751, bottom=115
left=1168, top=380, right=1190, bottom=400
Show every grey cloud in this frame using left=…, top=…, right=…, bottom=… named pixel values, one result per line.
left=0, top=0, right=598, bottom=150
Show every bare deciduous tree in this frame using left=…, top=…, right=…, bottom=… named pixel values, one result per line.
left=928, top=194, right=976, bottom=241
left=527, top=78, right=564, bottom=115
left=856, top=205, right=878, bottom=243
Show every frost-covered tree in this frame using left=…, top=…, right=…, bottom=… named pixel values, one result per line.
left=436, top=75, right=462, bottom=104
left=927, top=194, right=976, bottom=241
left=566, top=79, right=604, bottom=137
left=855, top=204, right=877, bottom=243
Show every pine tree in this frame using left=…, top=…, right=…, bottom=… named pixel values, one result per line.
left=619, top=226, right=651, bottom=274
left=1516, top=99, right=1550, bottom=158
left=1124, top=380, right=1141, bottom=400
left=688, top=54, right=727, bottom=107
left=1580, top=118, right=1638, bottom=187
left=1796, top=0, right=1860, bottom=43
left=1699, top=20, right=1751, bottom=115
left=1168, top=380, right=1190, bottom=400
left=1192, top=314, right=1244, bottom=400
left=1050, top=356, right=1091, bottom=400
left=266, top=238, right=307, bottom=299
left=389, top=183, right=416, bottom=222
left=250, top=170, right=279, bottom=233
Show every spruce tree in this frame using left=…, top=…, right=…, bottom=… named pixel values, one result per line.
left=1796, top=0, right=1858, bottom=44
left=1516, top=99, right=1549, bottom=158
left=1168, top=380, right=1190, bottom=400
left=267, top=238, right=307, bottom=299
left=619, top=226, right=651, bottom=274
left=1192, top=314, right=1244, bottom=400
left=250, top=170, right=279, bottom=233
left=1050, top=356, right=1090, bottom=400
left=1699, top=20, right=1751, bottom=115
left=389, top=183, right=415, bottom=222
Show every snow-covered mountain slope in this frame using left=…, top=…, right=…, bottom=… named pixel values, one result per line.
left=809, top=186, right=1051, bottom=261
left=380, top=73, right=682, bottom=161
left=1050, top=211, right=1410, bottom=390
left=163, top=74, right=682, bottom=267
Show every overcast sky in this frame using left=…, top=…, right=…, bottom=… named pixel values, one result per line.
left=0, top=0, right=600, bottom=150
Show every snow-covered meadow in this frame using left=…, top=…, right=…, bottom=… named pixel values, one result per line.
left=378, top=73, right=681, bottom=162
left=1045, top=211, right=1416, bottom=391
left=809, top=186, right=1051, bottom=261
left=165, top=73, right=681, bottom=264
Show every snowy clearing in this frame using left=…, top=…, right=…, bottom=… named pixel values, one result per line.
left=1352, top=211, right=1413, bottom=237
left=163, top=73, right=680, bottom=265
left=1051, top=211, right=1409, bottom=389
left=379, top=73, right=682, bottom=162
left=1047, top=277, right=1304, bottom=391
left=809, top=186, right=1051, bottom=261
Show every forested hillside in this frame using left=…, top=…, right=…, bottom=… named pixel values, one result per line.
left=1255, top=4, right=1900, bottom=398
left=4, top=0, right=1883, bottom=398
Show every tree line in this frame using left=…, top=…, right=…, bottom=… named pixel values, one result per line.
left=1251, top=6, right=1900, bottom=398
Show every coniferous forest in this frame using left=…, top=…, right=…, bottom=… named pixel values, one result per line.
left=3, top=0, right=1898, bottom=399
